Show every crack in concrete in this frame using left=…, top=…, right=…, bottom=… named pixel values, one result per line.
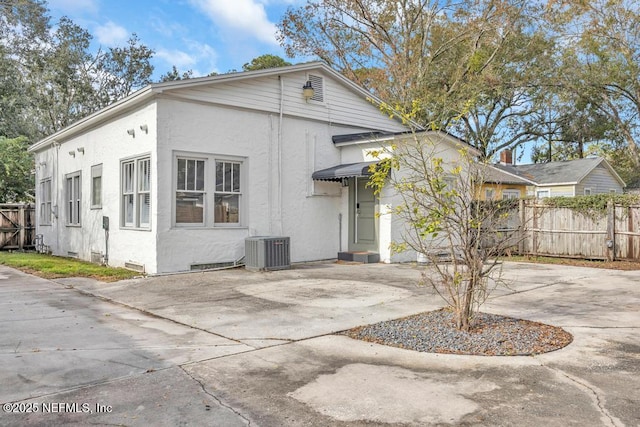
left=179, top=366, right=251, bottom=426
left=538, top=363, right=623, bottom=427
left=493, top=276, right=589, bottom=299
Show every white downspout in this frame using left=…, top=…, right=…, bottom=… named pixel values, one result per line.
left=277, top=75, right=284, bottom=235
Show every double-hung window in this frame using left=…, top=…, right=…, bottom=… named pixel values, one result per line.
left=66, top=172, right=81, bottom=226
left=176, top=158, right=205, bottom=224
left=121, top=156, right=151, bottom=228
left=214, top=161, right=241, bottom=224
left=40, top=178, right=52, bottom=225
left=174, top=154, right=244, bottom=227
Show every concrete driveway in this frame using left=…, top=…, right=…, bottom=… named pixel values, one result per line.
left=1, top=261, right=639, bottom=426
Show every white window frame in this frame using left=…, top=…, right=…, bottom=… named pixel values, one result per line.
left=485, top=188, right=495, bottom=200
left=120, top=155, right=151, bottom=229
left=91, top=164, right=102, bottom=209
left=214, top=160, right=242, bottom=226
left=66, top=171, right=81, bottom=226
left=175, top=157, right=206, bottom=226
left=536, top=189, right=550, bottom=199
left=173, top=152, right=245, bottom=228
left=584, top=188, right=592, bottom=196
left=39, top=178, right=52, bottom=225
left=502, top=189, right=520, bottom=200
left=609, top=189, right=617, bottom=194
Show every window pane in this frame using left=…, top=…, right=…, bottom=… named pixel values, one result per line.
left=124, top=194, right=134, bottom=224
left=176, top=192, right=204, bottom=223
left=139, top=193, right=150, bottom=226
left=224, top=162, right=232, bottom=192
left=196, top=160, right=205, bottom=191
left=139, top=159, right=150, bottom=191
left=214, top=194, right=239, bottom=223
left=186, top=160, right=195, bottom=191
left=92, top=176, right=102, bottom=206
left=216, top=162, right=223, bottom=191
left=232, top=163, right=240, bottom=192
left=177, top=159, right=186, bottom=190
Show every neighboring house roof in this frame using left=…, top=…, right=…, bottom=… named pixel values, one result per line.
left=29, top=61, right=416, bottom=153
left=490, top=157, right=626, bottom=187
left=481, top=164, right=536, bottom=185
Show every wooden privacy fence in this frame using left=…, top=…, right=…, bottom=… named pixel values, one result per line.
left=504, top=200, right=640, bottom=261
left=0, top=204, right=35, bottom=250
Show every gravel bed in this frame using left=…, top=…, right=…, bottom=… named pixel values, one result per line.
left=343, top=308, right=573, bottom=356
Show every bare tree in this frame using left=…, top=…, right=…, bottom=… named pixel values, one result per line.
left=369, top=132, right=521, bottom=331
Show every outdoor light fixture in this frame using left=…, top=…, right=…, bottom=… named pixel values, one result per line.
left=140, top=124, right=148, bottom=134
left=77, top=147, right=85, bottom=154
left=302, top=80, right=314, bottom=101
left=68, top=151, right=75, bottom=157
left=127, top=128, right=135, bottom=137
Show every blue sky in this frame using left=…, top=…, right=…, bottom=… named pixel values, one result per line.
left=47, top=0, right=305, bottom=79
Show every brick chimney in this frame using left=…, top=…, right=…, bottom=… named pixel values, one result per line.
left=500, top=149, right=513, bottom=165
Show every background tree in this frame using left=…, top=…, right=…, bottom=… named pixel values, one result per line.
left=158, top=65, right=194, bottom=82
left=279, top=0, right=555, bottom=159
left=546, top=0, right=640, bottom=166
left=0, top=136, right=34, bottom=202
left=0, top=0, right=154, bottom=139
left=242, top=54, right=291, bottom=71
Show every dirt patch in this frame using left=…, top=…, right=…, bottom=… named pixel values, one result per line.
left=506, top=256, right=640, bottom=271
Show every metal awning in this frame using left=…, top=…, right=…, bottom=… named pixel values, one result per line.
left=311, top=161, right=377, bottom=182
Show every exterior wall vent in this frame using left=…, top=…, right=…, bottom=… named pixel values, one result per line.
left=124, top=261, right=145, bottom=273
left=245, top=236, right=290, bottom=271
left=308, top=74, right=324, bottom=102
left=67, top=251, right=78, bottom=258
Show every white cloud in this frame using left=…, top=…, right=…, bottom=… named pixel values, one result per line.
left=189, top=0, right=279, bottom=45
left=95, top=21, right=128, bottom=46
left=155, top=42, right=219, bottom=77
left=156, top=48, right=198, bottom=69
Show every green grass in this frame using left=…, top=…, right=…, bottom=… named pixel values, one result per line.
left=0, top=252, right=141, bottom=281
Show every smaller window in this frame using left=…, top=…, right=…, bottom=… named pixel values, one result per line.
left=583, top=188, right=592, bottom=195
left=609, top=189, right=617, bottom=194
left=485, top=188, right=495, bottom=200
left=66, top=172, right=81, bottom=226
left=502, top=189, right=520, bottom=200
left=536, top=189, right=550, bottom=199
left=91, top=164, right=102, bottom=209
left=39, top=178, right=52, bottom=225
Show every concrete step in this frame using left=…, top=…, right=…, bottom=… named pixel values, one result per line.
left=337, top=251, right=380, bottom=264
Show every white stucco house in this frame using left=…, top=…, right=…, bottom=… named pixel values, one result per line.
left=29, top=62, right=470, bottom=274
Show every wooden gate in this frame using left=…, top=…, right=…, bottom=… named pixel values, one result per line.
left=0, top=204, right=35, bottom=250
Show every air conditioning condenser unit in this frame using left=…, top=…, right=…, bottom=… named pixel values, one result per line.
left=245, top=236, right=290, bottom=271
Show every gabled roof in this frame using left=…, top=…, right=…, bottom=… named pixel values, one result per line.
left=29, top=61, right=414, bottom=152
left=482, top=164, right=536, bottom=185
left=491, top=157, right=625, bottom=187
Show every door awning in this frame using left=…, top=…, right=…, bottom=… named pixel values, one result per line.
left=311, top=161, right=377, bottom=182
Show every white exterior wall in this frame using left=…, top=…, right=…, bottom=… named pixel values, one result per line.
left=154, top=96, right=398, bottom=273
left=33, top=103, right=158, bottom=272
left=338, top=134, right=469, bottom=264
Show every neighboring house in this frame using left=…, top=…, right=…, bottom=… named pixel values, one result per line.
left=479, top=151, right=535, bottom=200
left=485, top=150, right=625, bottom=199
left=29, top=62, right=472, bottom=273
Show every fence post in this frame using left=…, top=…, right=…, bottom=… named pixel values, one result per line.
left=18, top=205, right=25, bottom=250
left=518, top=199, right=525, bottom=255
left=606, top=200, right=615, bottom=261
